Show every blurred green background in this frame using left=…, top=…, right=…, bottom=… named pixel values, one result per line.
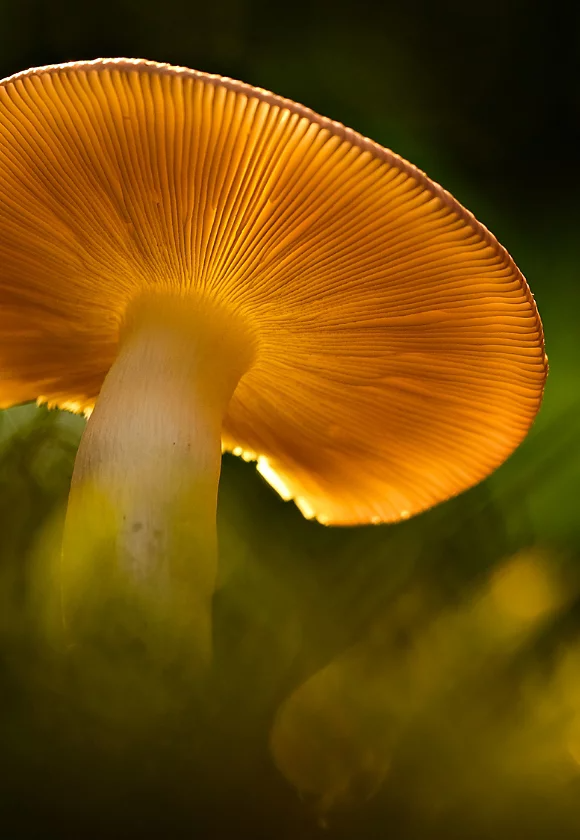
left=0, top=2, right=579, bottom=838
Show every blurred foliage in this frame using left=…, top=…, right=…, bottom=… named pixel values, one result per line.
left=2, top=395, right=580, bottom=839
left=1, top=0, right=579, bottom=837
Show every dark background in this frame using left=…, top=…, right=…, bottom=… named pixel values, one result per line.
left=1, top=2, right=579, bottom=838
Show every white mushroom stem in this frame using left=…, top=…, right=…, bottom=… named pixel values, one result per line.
left=62, top=295, right=254, bottom=665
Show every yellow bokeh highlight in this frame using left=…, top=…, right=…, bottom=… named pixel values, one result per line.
left=566, top=716, right=580, bottom=767
left=489, top=549, right=560, bottom=623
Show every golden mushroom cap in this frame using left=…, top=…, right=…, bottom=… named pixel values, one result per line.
left=0, top=58, right=547, bottom=524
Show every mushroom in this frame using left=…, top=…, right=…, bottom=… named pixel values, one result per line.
left=0, top=59, right=547, bottom=660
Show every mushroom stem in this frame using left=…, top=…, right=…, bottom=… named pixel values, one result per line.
left=62, top=295, right=254, bottom=665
